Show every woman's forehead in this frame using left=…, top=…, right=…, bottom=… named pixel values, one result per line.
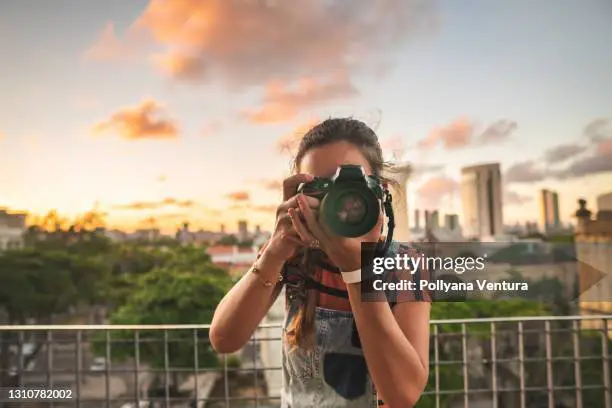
left=299, top=141, right=372, bottom=177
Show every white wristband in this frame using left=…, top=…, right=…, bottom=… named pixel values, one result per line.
left=341, top=269, right=362, bottom=284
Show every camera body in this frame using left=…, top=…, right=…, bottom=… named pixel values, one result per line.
left=297, top=165, right=385, bottom=238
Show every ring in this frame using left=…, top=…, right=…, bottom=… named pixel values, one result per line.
left=309, top=239, right=320, bottom=248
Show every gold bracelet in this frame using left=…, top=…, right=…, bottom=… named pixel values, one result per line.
left=251, top=264, right=283, bottom=288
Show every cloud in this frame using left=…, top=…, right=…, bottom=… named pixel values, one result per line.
left=597, top=138, right=612, bottom=156
left=84, top=22, right=144, bottom=61
left=113, top=197, right=195, bottom=210
left=478, top=120, right=518, bottom=144
left=251, top=204, right=277, bottom=213
left=92, top=100, right=179, bottom=140
left=225, top=191, right=250, bottom=202
left=128, top=0, right=435, bottom=89
left=201, top=120, right=223, bottom=137
left=412, top=163, right=445, bottom=178
left=505, top=160, right=547, bottom=183
left=417, top=117, right=517, bottom=151
left=544, top=144, right=588, bottom=164
left=380, top=135, right=407, bottom=161
left=584, top=118, right=610, bottom=142
left=276, top=118, right=319, bottom=156
left=506, top=117, right=612, bottom=183
left=416, top=176, right=459, bottom=208
left=504, top=190, right=532, bottom=206
left=255, top=179, right=283, bottom=191
left=554, top=140, right=612, bottom=180
left=242, top=73, right=358, bottom=124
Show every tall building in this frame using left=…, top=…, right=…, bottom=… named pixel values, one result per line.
left=460, top=163, right=504, bottom=239
left=414, top=209, right=421, bottom=230
left=237, top=220, right=248, bottom=242
left=540, top=189, right=561, bottom=234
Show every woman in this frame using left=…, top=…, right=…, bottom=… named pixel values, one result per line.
left=210, top=118, right=431, bottom=407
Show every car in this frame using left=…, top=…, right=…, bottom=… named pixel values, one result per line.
left=89, top=357, right=107, bottom=372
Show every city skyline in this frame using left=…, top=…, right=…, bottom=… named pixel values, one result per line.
left=1, top=0, right=612, bottom=233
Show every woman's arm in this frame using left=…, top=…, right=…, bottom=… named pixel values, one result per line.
left=346, top=287, right=430, bottom=408
left=209, top=251, right=285, bottom=354
left=210, top=173, right=316, bottom=354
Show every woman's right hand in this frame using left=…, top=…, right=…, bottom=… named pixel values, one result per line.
left=262, top=173, right=320, bottom=263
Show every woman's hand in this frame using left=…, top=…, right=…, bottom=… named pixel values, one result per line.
left=288, top=192, right=383, bottom=272
left=262, top=174, right=321, bottom=264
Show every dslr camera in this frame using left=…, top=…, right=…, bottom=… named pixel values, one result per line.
left=297, top=165, right=385, bottom=238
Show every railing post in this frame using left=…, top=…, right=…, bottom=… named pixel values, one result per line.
left=602, top=318, right=610, bottom=408
left=545, top=320, right=555, bottom=408
left=573, top=320, right=583, bottom=408
left=193, top=329, right=199, bottom=408
left=164, top=329, right=170, bottom=408
left=461, top=323, right=469, bottom=408
left=134, top=330, right=141, bottom=405
left=490, top=322, right=498, bottom=408
left=518, top=321, right=525, bottom=408
left=223, top=354, right=230, bottom=408
left=75, top=330, right=82, bottom=408
left=105, top=330, right=111, bottom=408
left=433, top=324, right=440, bottom=408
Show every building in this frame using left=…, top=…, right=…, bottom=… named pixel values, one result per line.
left=573, top=198, right=612, bottom=338
left=414, top=209, right=421, bottom=230
left=206, top=244, right=259, bottom=277
left=237, top=220, right=248, bottom=242
left=540, top=189, right=561, bottom=234
left=445, top=214, right=459, bottom=231
left=597, top=191, right=612, bottom=211
left=429, top=210, right=440, bottom=229
left=0, top=208, right=27, bottom=251
left=460, top=163, right=504, bottom=240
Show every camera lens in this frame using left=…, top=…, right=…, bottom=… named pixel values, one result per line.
left=320, top=181, right=380, bottom=238
left=335, top=193, right=367, bottom=225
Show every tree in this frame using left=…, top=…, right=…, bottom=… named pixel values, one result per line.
left=91, top=246, right=233, bottom=394
left=0, top=249, right=86, bottom=388
left=217, top=235, right=238, bottom=246
left=100, top=244, right=174, bottom=310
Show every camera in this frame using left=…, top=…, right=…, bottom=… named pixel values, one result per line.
left=297, top=165, right=385, bottom=238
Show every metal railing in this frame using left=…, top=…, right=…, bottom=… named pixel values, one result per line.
left=0, top=315, right=610, bottom=408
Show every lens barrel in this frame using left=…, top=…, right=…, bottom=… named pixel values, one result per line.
left=320, top=181, right=380, bottom=237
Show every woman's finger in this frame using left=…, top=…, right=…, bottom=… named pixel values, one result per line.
left=297, top=194, right=329, bottom=243
left=278, top=194, right=320, bottom=215
left=288, top=208, right=316, bottom=244
left=282, top=173, right=314, bottom=200
left=282, top=233, right=306, bottom=246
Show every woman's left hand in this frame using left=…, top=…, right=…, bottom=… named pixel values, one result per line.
left=288, top=193, right=383, bottom=272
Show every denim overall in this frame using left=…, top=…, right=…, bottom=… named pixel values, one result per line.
left=280, top=241, right=413, bottom=408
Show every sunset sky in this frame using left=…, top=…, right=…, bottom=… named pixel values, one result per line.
left=1, top=0, right=611, bottom=234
